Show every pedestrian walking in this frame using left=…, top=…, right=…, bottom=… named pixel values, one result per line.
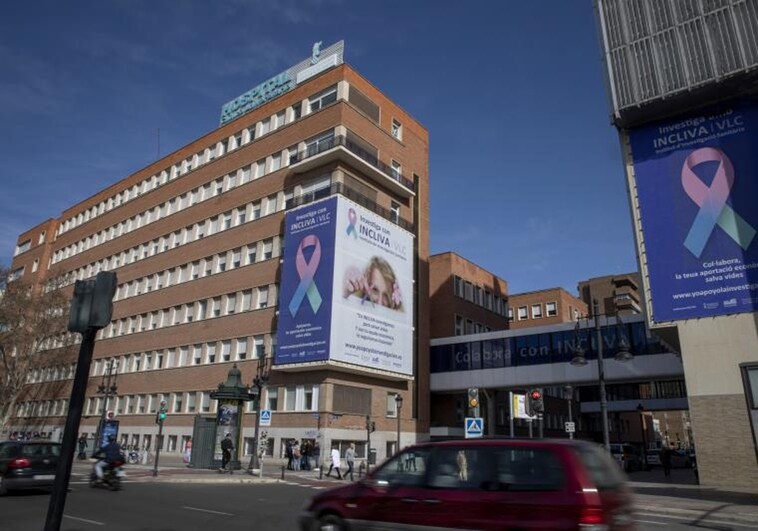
left=220, top=432, right=234, bottom=471
left=326, top=444, right=342, bottom=479
left=660, top=444, right=673, bottom=478
left=183, top=437, right=193, bottom=464
left=77, top=434, right=88, bottom=459
left=302, top=441, right=311, bottom=470
left=345, top=443, right=356, bottom=481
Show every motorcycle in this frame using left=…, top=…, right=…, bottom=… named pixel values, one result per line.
left=89, top=459, right=126, bottom=491
left=126, top=449, right=140, bottom=465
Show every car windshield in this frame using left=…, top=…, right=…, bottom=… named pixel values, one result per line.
left=574, top=445, right=626, bottom=491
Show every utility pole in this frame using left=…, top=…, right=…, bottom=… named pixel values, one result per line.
left=94, top=360, right=119, bottom=453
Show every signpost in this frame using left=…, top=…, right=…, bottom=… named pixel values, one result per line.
left=465, top=417, right=484, bottom=439
left=565, top=422, right=576, bottom=434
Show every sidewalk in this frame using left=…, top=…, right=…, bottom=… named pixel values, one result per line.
left=628, top=468, right=758, bottom=526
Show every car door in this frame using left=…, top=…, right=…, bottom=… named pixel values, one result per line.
left=356, top=448, right=435, bottom=530
left=0, top=443, right=18, bottom=476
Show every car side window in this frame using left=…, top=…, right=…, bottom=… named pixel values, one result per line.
left=493, top=447, right=566, bottom=491
left=372, top=449, right=430, bottom=487
left=0, top=443, right=17, bottom=459
left=427, top=447, right=490, bottom=490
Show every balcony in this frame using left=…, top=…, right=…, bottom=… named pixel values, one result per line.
left=289, top=134, right=416, bottom=198
left=286, top=181, right=414, bottom=233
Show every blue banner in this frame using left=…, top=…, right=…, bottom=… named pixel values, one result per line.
left=275, top=197, right=337, bottom=364
left=630, top=100, right=758, bottom=322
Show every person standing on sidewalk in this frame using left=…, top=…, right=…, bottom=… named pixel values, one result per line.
left=293, top=441, right=301, bottom=471
left=326, top=444, right=342, bottom=479
left=220, top=433, right=234, bottom=472
left=660, top=444, right=673, bottom=478
left=345, top=443, right=356, bottom=481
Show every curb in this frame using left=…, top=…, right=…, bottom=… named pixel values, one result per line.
left=635, top=503, right=758, bottom=526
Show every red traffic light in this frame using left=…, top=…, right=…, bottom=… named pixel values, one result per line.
left=530, top=390, right=542, bottom=400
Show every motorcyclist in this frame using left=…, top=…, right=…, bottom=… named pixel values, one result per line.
left=94, top=435, right=124, bottom=481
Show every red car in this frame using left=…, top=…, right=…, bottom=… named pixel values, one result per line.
left=300, top=438, right=635, bottom=531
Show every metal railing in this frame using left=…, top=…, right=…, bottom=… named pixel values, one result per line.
left=294, top=134, right=416, bottom=192
left=287, top=182, right=415, bottom=232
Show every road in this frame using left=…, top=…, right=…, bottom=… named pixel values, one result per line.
left=1, top=478, right=755, bottom=531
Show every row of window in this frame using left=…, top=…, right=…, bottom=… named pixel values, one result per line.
left=25, top=364, right=76, bottom=384
left=16, top=400, right=69, bottom=419
left=453, top=315, right=493, bottom=336
left=55, top=85, right=341, bottom=238
left=92, top=336, right=272, bottom=376
left=49, top=190, right=283, bottom=289
left=53, top=132, right=301, bottom=264
left=509, top=302, right=559, bottom=321
left=51, top=172, right=332, bottom=291
left=453, top=276, right=508, bottom=317
left=113, top=237, right=276, bottom=302
left=102, top=284, right=277, bottom=340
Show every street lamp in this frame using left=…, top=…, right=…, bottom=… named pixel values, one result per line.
left=248, top=359, right=269, bottom=472
left=394, top=394, right=403, bottom=455
left=571, top=299, right=632, bottom=451
left=637, top=403, right=648, bottom=469
left=94, top=360, right=119, bottom=452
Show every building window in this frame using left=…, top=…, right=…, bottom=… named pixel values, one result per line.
left=221, top=340, right=231, bottom=362
left=391, top=119, right=402, bottom=140
left=390, top=201, right=400, bottom=224
left=265, top=387, right=278, bottom=411
left=308, top=86, right=337, bottom=113
left=454, top=315, right=464, bottom=336
left=507, top=307, right=514, bottom=322
left=206, top=343, right=216, bottom=364
left=517, top=306, right=528, bottom=320
left=546, top=302, right=557, bottom=317
left=257, top=287, right=269, bottom=309
left=391, top=160, right=401, bottom=180
left=454, top=276, right=465, bottom=298
left=531, top=304, right=543, bottom=319
left=236, top=338, right=247, bottom=360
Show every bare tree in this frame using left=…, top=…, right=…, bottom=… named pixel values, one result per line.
left=0, top=266, right=75, bottom=430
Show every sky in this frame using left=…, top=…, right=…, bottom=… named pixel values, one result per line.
left=0, top=0, right=637, bottom=295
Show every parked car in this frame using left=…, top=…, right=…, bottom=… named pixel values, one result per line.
left=609, top=444, right=644, bottom=472
left=644, top=448, right=692, bottom=468
left=0, top=440, right=60, bottom=495
left=300, top=438, right=635, bottom=530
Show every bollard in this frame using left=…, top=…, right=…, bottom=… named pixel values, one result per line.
left=281, top=465, right=285, bottom=480
left=319, top=464, right=323, bottom=479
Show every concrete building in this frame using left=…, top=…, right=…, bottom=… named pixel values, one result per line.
left=596, top=0, right=758, bottom=487
left=6, top=42, right=430, bottom=464
left=577, top=273, right=642, bottom=317
left=507, top=287, right=587, bottom=330
left=428, top=252, right=508, bottom=339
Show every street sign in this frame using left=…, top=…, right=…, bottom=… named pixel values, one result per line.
left=511, top=394, right=537, bottom=420
left=565, top=422, right=576, bottom=433
left=260, top=409, right=272, bottom=427
left=465, top=417, right=484, bottom=439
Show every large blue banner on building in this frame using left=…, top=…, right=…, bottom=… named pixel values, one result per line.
left=630, top=100, right=758, bottom=322
left=275, top=198, right=337, bottom=364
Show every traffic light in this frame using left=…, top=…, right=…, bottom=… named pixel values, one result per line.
left=366, top=416, right=376, bottom=433
left=156, top=400, right=168, bottom=424
left=468, top=388, right=479, bottom=409
left=527, top=388, right=544, bottom=416
left=370, top=421, right=376, bottom=433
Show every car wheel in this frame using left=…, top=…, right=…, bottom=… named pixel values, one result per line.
left=317, top=514, right=347, bottom=531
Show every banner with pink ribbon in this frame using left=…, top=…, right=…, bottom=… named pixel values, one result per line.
left=630, top=99, right=758, bottom=322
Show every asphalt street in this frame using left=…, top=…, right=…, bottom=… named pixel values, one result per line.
left=1, top=476, right=756, bottom=531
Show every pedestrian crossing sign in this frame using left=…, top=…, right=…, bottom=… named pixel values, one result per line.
left=260, top=409, right=272, bottom=427
left=465, top=417, right=484, bottom=439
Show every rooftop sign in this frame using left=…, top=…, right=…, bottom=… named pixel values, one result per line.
left=219, top=41, right=345, bottom=126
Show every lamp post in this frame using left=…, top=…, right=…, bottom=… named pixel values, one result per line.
left=571, top=299, right=633, bottom=452
left=637, top=403, right=648, bottom=469
left=94, top=360, right=119, bottom=452
left=394, top=394, right=403, bottom=455
left=247, top=357, right=269, bottom=473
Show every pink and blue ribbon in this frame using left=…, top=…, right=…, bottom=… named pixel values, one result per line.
left=346, top=208, right=357, bottom=238
left=288, top=235, right=323, bottom=317
left=681, top=147, right=755, bottom=258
